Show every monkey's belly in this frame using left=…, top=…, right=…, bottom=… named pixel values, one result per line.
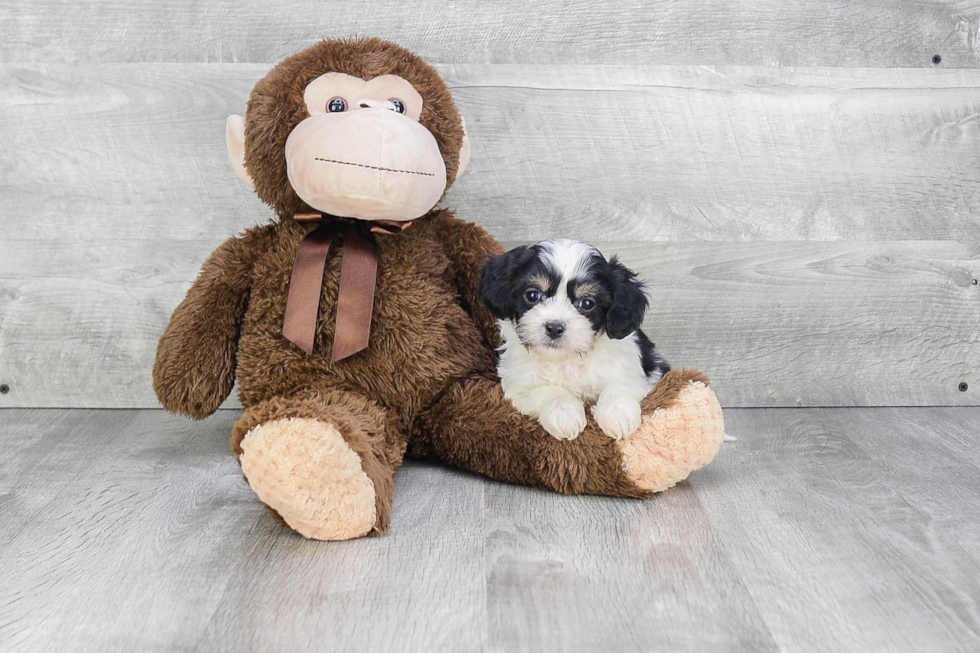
left=234, top=273, right=490, bottom=411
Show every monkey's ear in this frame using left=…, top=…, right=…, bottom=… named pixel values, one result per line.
left=226, top=114, right=254, bottom=187
left=456, top=117, right=471, bottom=179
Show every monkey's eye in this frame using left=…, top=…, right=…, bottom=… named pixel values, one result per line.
left=327, top=97, right=348, bottom=113
left=524, top=288, right=542, bottom=304
left=575, top=298, right=595, bottom=311
left=389, top=98, right=406, bottom=114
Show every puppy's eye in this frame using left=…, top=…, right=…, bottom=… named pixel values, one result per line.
left=327, top=97, right=348, bottom=112
left=524, top=288, right=542, bottom=303
left=389, top=98, right=406, bottom=114
left=575, top=298, right=596, bottom=311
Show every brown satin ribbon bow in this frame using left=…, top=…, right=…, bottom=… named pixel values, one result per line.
left=283, top=212, right=411, bottom=362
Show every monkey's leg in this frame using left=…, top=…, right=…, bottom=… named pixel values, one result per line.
left=411, top=369, right=724, bottom=497
left=231, top=387, right=405, bottom=540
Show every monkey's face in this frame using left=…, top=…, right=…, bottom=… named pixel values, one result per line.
left=283, top=73, right=447, bottom=221
left=227, top=39, right=471, bottom=221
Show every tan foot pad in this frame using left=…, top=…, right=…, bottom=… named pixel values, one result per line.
left=618, top=381, right=725, bottom=493
left=239, top=417, right=377, bottom=540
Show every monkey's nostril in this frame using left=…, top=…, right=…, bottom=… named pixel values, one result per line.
left=545, top=321, right=566, bottom=338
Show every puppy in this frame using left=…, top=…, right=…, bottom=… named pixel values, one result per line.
left=479, top=238, right=669, bottom=441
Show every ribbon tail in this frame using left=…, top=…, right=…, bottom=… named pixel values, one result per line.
left=331, top=225, right=378, bottom=362
left=283, top=223, right=341, bottom=355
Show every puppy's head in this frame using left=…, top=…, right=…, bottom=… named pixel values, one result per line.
left=479, top=239, right=648, bottom=356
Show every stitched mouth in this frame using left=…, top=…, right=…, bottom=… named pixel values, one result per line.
left=315, top=158, right=436, bottom=177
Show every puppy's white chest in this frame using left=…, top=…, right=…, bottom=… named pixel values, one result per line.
left=533, top=355, right=603, bottom=401
left=498, top=326, right=649, bottom=404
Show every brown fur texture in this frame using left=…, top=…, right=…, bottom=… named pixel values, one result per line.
left=153, top=39, right=724, bottom=539
left=230, top=386, right=402, bottom=534
left=410, top=368, right=712, bottom=499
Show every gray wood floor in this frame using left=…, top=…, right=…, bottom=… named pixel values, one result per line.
left=1, top=408, right=978, bottom=652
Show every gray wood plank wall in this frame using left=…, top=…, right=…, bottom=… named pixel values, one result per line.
left=1, top=1, right=978, bottom=408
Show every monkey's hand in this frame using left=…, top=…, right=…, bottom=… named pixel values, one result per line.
left=153, top=227, right=271, bottom=419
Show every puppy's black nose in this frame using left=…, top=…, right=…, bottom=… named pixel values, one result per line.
left=545, top=321, right=566, bottom=339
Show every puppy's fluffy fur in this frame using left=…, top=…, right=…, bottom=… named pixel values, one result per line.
left=479, top=239, right=669, bottom=441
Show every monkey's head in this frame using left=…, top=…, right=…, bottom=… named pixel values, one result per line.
left=227, top=38, right=470, bottom=221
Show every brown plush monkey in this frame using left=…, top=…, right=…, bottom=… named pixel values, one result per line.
left=153, top=38, right=725, bottom=540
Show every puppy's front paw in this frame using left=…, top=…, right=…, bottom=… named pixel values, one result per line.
left=538, top=398, right=587, bottom=441
left=593, top=395, right=642, bottom=440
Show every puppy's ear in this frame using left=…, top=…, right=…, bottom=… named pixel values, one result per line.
left=479, top=246, right=535, bottom=319
left=606, top=256, right=648, bottom=339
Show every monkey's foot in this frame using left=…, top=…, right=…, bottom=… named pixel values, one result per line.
left=239, top=417, right=377, bottom=540
left=617, top=381, right=725, bottom=493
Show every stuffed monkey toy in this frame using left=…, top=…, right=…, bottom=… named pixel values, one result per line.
left=153, top=38, right=725, bottom=540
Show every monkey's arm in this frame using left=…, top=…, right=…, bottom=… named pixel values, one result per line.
left=432, top=211, right=506, bottom=350
left=153, top=225, right=273, bottom=419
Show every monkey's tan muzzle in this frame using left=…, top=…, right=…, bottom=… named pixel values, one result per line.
left=285, top=108, right=447, bottom=221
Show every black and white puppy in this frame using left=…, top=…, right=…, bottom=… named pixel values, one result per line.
left=479, top=238, right=669, bottom=441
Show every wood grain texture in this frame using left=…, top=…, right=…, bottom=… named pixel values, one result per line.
left=613, top=239, right=980, bottom=408
left=1, top=239, right=977, bottom=408
left=2, top=0, right=980, bottom=67
left=0, top=409, right=134, bottom=549
left=3, top=64, right=980, bottom=243
left=195, top=458, right=492, bottom=652
left=3, top=35, right=979, bottom=410
left=451, top=65, right=980, bottom=243
left=482, top=481, right=778, bottom=652
left=696, top=408, right=980, bottom=652
left=2, top=407, right=979, bottom=652
left=0, top=410, right=263, bottom=651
